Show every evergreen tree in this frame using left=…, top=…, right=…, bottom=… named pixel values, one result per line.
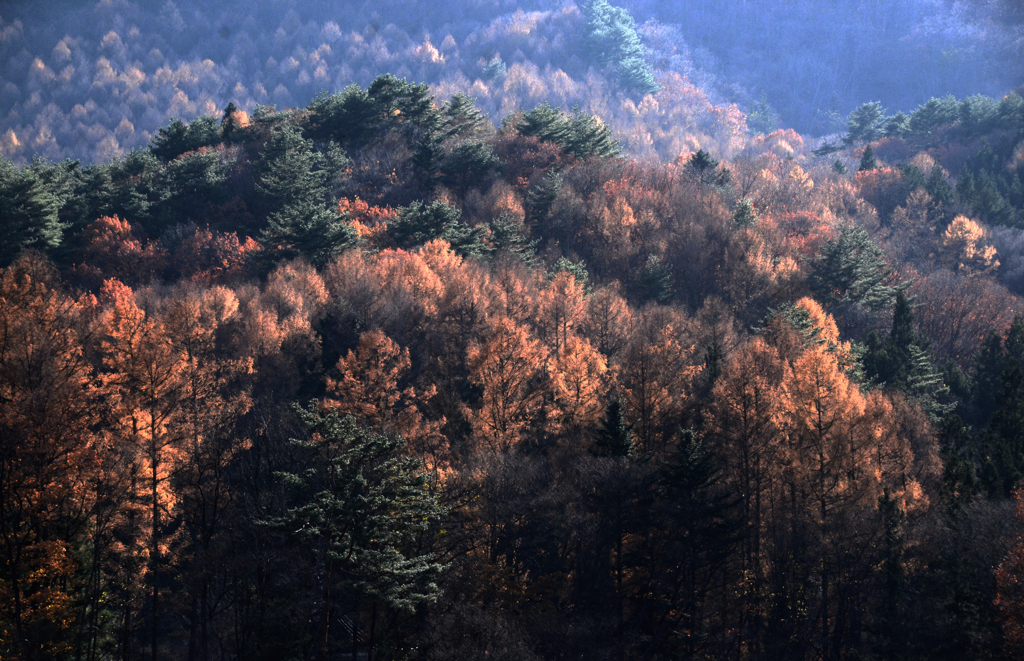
left=858, top=144, right=878, bottom=171
left=150, top=116, right=221, bottom=162
left=390, top=200, right=487, bottom=258
left=638, top=254, right=674, bottom=304
left=861, top=291, right=951, bottom=420
left=549, top=256, right=590, bottom=291
left=0, top=157, right=63, bottom=265
left=527, top=169, right=563, bottom=224
left=687, top=149, right=731, bottom=187
left=487, top=212, right=538, bottom=266
left=733, top=197, right=757, bottom=228
left=810, top=225, right=902, bottom=309
left=971, top=330, right=1006, bottom=427
left=844, top=101, right=886, bottom=145
left=593, top=398, right=634, bottom=457
left=257, top=125, right=355, bottom=266
left=981, top=360, right=1024, bottom=497
left=266, top=406, right=445, bottom=656
left=581, top=0, right=659, bottom=97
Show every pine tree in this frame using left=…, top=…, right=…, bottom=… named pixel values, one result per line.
left=638, top=254, right=674, bottom=304
left=581, top=0, right=659, bottom=97
left=0, top=157, right=63, bottom=266
left=267, top=406, right=444, bottom=657
left=844, top=102, right=886, bottom=145
left=389, top=200, right=488, bottom=258
left=593, top=398, right=634, bottom=457
left=257, top=126, right=355, bottom=266
left=810, top=225, right=901, bottom=309
left=733, top=197, right=758, bottom=228
left=858, top=144, right=878, bottom=171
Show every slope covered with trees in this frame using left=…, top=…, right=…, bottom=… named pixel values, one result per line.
left=1, top=67, right=1024, bottom=658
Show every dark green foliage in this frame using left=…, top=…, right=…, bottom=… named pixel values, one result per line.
left=939, top=415, right=979, bottom=513
left=516, top=104, right=621, bottom=160
left=971, top=329, right=1006, bottom=426
left=883, top=111, right=911, bottom=138
left=486, top=212, right=538, bottom=265
left=414, top=93, right=493, bottom=187
left=257, top=126, right=356, bottom=265
left=860, top=291, right=952, bottom=420
left=565, top=108, right=621, bottom=159
left=593, top=398, right=633, bottom=457
left=526, top=169, right=563, bottom=224
left=581, top=0, right=659, bottom=97
left=959, top=95, right=1000, bottom=134
left=389, top=200, right=487, bottom=258
left=832, top=159, right=847, bottom=175
left=549, top=256, right=590, bottom=290
left=844, top=101, right=886, bottom=145
left=0, top=157, right=64, bottom=265
left=908, top=95, right=960, bottom=140
left=307, top=74, right=437, bottom=147
left=638, top=254, right=673, bottom=304
left=858, top=144, right=878, bottom=171
left=687, top=149, right=731, bottom=187
left=733, top=197, right=757, bottom=228
left=810, top=224, right=902, bottom=309
left=150, top=115, right=222, bottom=161
left=266, top=405, right=444, bottom=611
left=980, top=360, right=1024, bottom=497
left=436, top=141, right=500, bottom=194
left=157, top=148, right=230, bottom=226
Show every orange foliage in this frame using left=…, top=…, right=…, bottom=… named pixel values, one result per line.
left=169, top=226, right=260, bottom=283
left=466, top=317, right=548, bottom=452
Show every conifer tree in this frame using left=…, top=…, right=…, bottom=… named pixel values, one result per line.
left=267, top=406, right=444, bottom=657
left=0, top=157, right=63, bottom=266
left=581, top=0, right=659, bottom=97
left=593, top=398, right=634, bottom=457
left=257, top=126, right=355, bottom=266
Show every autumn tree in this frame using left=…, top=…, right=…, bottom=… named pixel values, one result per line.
left=0, top=255, right=98, bottom=660
left=466, top=318, right=548, bottom=452
left=97, top=279, right=188, bottom=661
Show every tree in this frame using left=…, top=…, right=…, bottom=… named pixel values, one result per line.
left=0, top=157, right=63, bottom=266
left=98, top=279, right=188, bottom=661
left=844, top=102, right=885, bottom=145
left=996, top=490, right=1024, bottom=658
left=592, top=398, right=634, bottom=457
left=581, top=0, right=659, bottom=96
left=0, top=255, right=98, bottom=660
left=257, top=125, right=356, bottom=266
left=734, top=197, right=758, bottom=228
left=267, top=406, right=444, bottom=659
left=858, top=144, right=878, bottom=172
left=389, top=201, right=487, bottom=258
left=810, top=225, right=902, bottom=310
left=466, top=318, right=548, bottom=452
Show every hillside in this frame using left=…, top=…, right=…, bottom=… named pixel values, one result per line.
left=2, top=2, right=1024, bottom=661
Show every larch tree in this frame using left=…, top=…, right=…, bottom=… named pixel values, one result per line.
left=466, top=318, right=549, bottom=452
left=0, top=255, right=99, bottom=659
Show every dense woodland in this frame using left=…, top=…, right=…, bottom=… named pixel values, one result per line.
left=4, top=2, right=1024, bottom=661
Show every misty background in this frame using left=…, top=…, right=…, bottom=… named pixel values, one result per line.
left=0, top=0, right=1021, bottom=164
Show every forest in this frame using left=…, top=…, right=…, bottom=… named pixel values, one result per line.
left=3, top=1, right=1024, bottom=661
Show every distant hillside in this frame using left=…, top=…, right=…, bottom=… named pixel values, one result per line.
left=0, top=0, right=1020, bottom=164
